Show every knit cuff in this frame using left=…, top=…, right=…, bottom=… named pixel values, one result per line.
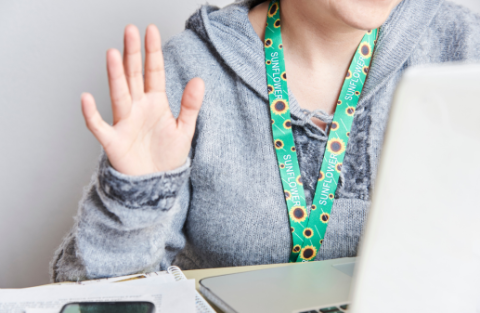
left=97, top=152, right=191, bottom=211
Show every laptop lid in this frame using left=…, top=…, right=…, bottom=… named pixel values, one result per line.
left=350, top=63, right=480, bottom=313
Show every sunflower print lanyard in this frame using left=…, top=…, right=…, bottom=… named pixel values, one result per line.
left=264, top=0, right=378, bottom=263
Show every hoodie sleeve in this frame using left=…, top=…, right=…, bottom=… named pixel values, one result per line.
left=50, top=35, right=195, bottom=282
left=50, top=150, right=191, bottom=282
left=434, top=2, right=480, bottom=61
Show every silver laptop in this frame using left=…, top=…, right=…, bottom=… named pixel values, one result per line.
left=199, top=63, right=480, bottom=313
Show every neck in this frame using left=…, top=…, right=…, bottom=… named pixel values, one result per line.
left=248, top=0, right=373, bottom=129
left=279, top=0, right=367, bottom=68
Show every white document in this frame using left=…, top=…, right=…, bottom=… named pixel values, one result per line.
left=47, top=271, right=173, bottom=286
left=0, top=278, right=195, bottom=313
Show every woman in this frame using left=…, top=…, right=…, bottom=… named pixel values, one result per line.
left=50, top=0, right=480, bottom=281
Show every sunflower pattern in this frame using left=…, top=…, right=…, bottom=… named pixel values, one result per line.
left=327, top=138, right=346, bottom=155
left=292, top=244, right=301, bottom=253
left=303, top=228, right=314, bottom=239
left=290, top=206, right=307, bottom=223
left=285, top=190, right=291, bottom=200
left=300, top=245, right=317, bottom=261
left=267, top=84, right=274, bottom=94
left=330, top=121, right=339, bottom=131
left=335, top=163, right=343, bottom=173
left=359, top=42, right=372, bottom=58
left=264, top=0, right=377, bottom=263
left=268, top=1, right=279, bottom=17
left=296, top=175, right=302, bottom=186
left=274, top=139, right=284, bottom=149
left=346, top=107, right=355, bottom=116
left=320, top=213, right=330, bottom=223
left=271, top=99, right=289, bottom=115
left=264, top=38, right=273, bottom=48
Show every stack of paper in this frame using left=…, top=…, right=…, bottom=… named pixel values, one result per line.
left=0, top=272, right=196, bottom=313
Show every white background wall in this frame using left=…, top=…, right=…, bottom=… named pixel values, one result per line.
left=0, top=0, right=233, bottom=289
left=0, top=0, right=479, bottom=289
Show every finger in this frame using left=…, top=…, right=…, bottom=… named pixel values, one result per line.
left=144, top=24, right=165, bottom=94
left=123, top=24, right=144, bottom=101
left=177, top=78, right=205, bottom=135
left=81, top=93, right=115, bottom=148
left=107, top=48, right=132, bottom=125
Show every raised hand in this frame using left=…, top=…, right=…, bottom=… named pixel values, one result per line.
left=81, top=24, right=204, bottom=176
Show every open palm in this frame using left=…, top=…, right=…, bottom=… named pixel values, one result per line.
left=81, top=24, right=204, bottom=176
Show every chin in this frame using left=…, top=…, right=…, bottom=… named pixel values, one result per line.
left=331, top=0, right=404, bottom=31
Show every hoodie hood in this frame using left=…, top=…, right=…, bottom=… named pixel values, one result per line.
left=185, top=0, right=445, bottom=105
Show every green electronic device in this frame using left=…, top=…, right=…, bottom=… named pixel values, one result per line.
left=59, top=301, right=155, bottom=313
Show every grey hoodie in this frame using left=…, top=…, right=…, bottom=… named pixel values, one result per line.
left=50, top=0, right=480, bottom=282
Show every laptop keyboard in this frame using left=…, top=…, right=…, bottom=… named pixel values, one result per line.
left=299, top=304, right=349, bottom=313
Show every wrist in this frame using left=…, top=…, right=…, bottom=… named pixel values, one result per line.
left=97, top=152, right=191, bottom=210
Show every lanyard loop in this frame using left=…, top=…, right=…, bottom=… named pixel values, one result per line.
left=264, top=0, right=378, bottom=262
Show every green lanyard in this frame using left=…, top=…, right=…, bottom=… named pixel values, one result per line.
left=264, top=0, right=378, bottom=263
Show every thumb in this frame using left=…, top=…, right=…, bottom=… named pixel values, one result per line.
left=177, top=77, right=205, bottom=135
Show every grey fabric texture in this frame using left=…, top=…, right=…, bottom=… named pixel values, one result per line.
left=51, top=0, right=480, bottom=282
